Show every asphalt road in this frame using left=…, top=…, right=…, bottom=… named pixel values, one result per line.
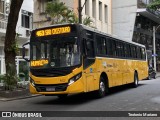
left=0, top=77, right=160, bottom=120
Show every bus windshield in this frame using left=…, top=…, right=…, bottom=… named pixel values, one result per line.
left=30, top=36, right=81, bottom=68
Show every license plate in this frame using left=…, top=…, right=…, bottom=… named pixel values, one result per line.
left=46, top=87, right=55, bottom=92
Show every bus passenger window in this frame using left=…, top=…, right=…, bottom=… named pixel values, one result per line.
left=124, top=44, right=131, bottom=58
left=96, top=36, right=106, bottom=55
left=86, top=40, right=95, bottom=58
left=106, top=39, right=112, bottom=56
left=131, top=46, right=137, bottom=58
left=136, top=47, right=142, bottom=59
left=141, top=48, right=146, bottom=60
left=112, top=40, right=117, bottom=57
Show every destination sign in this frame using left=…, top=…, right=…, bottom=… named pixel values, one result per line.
left=30, top=59, right=49, bottom=67
left=36, top=26, right=71, bottom=37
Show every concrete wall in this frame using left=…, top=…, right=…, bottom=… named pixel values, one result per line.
left=16, top=0, right=34, bottom=40
left=81, top=0, right=112, bottom=34
left=112, top=0, right=137, bottom=41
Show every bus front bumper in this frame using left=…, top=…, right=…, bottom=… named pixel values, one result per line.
left=29, top=78, right=84, bottom=95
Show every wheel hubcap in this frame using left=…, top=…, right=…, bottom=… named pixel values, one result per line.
left=100, top=81, right=105, bottom=93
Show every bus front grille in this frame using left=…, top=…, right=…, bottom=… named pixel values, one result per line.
left=35, top=83, right=68, bottom=92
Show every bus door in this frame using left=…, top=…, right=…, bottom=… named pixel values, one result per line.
left=83, top=38, right=97, bottom=92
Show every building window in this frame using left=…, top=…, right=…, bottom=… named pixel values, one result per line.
left=104, top=5, right=108, bottom=23
left=85, top=0, right=89, bottom=15
left=92, top=0, right=96, bottom=18
left=21, top=10, right=32, bottom=29
left=0, top=1, right=4, bottom=13
left=99, top=1, right=102, bottom=21
left=0, top=46, right=4, bottom=56
left=17, top=48, right=28, bottom=56
left=40, top=0, right=52, bottom=13
left=40, top=0, right=46, bottom=13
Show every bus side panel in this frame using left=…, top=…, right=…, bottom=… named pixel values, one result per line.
left=137, top=61, right=148, bottom=80
left=83, top=61, right=99, bottom=92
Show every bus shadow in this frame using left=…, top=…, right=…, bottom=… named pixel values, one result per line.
left=35, top=93, right=98, bottom=105
left=107, top=83, right=145, bottom=96
left=35, top=84, right=145, bottom=105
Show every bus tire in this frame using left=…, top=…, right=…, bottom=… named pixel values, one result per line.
left=95, top=76, right=106, bottom=98
left=131, top=73, right=139, bottom=88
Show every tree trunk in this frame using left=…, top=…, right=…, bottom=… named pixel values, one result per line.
left=4, top=0, right=24, bottom=76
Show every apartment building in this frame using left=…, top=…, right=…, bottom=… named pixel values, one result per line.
left=0, top=0, right=33, bottom=75
left=33, top=0, right=78, bottom=28
left=135, top=0, right=160, bottom=71
left=81, top=0, right=112, bottom=34
left=33, top=0, right=112, bottom=34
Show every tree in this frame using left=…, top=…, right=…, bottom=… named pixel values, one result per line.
left=4, top=0, right=24, bottom=89
left=61, top=9, right=78, bottom=24
left=46, top=0, right=93, bottom=25
left=147, top=0, right=160, bottom=10
left=46, top=0, right=68, bottom=24
left=83, top=16, right=93, bottom=26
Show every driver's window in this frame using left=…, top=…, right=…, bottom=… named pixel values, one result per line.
left=41, top=43, right=45, bottom=58
left=32, top=45, right=36, bottom=60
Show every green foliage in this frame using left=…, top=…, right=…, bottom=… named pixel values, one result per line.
left=61, top=9, right=79, bottom=24
left=83, top=17, right=93, bottom=26
left=46, top=0, right=68, bottom=24
left=19, top=61, right=29, bottom=81
left=46, top=0, right=92, bottom=26
left=1, top=64, right=18, bottom=91
left=6, top=33, right=19, bottom=54
left=147, top=0, right=160, bottom=10
left=0, top=74, right=4, bottom=83
left=19, top=72, right=25, bottom=77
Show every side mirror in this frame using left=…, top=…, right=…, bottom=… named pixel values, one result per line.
left=22, top=42, right=30, bottom=62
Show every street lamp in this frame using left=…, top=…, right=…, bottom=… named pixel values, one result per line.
left=153, top=25, right=160, bottom=72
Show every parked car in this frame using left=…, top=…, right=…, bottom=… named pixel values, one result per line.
left=147, top=66, right=156, bottom=80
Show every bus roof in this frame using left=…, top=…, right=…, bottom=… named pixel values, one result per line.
left=80, top=24, right=145, bottom=48
left=33, top=23, right=145, bottom=48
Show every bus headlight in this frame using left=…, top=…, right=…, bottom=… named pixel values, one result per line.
left=68, top=73, right=82, bottom=85
left=30, top=77, right=35, bottom=87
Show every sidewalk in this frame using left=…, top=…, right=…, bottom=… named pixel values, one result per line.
left=0, top=82, right=41, bottom=101
left=0, top=94, right=41, bottom=101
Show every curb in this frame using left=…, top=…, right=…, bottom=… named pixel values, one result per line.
left=0, top=94, right=41, bottom=101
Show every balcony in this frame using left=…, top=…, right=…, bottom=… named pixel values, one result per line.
left=0, top=20, right=7, bottom=30
left=0, top=12, right=7, bottom=31
left=137, top=0, right=160, bottom=24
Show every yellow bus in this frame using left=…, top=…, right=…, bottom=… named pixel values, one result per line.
left=22, top=23, right=148, bottom=98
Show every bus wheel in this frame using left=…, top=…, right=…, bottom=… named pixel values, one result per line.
left=57, top=94, right=68, bottom=99
left=95, top=77, right=106, bottom=98
left=132, top=73, right=139, bottom=88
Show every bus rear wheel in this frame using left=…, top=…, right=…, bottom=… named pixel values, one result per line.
left=95, top=77, right=106, bottom=98
left=131, top=73, right=139, bottom=88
